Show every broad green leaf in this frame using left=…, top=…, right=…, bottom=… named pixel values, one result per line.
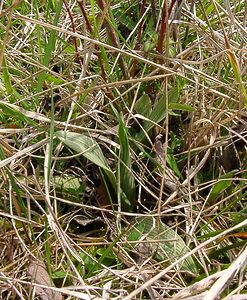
left=113, top=9, right=135, bottom=31
left=45, top=74, right=65, bottom=85
left=169, top=103, right=195, bottom=112
left=2, top=57, right=13, bottom=97
left=205, top=3, right=214, bottom=15
left=129, top=216, right=198, bottom=275
left=56, top=131, right=133, bottom=210
left=168, top=85, right=180, bottom=103
left=143, top=40, right=156, bottom=52
left=148, top=95, right=166, bottom=126
left=17, top=175, right=84, bottom=194
left=135, top=96, right=166, bottom=142
left=144, top=30, right=158, bottom=52
left=208, top=171, right=236, bottom=202
left=136, top=95, right=167, bottom=142
left=96, top=248, right=116, bottom=259
left=56, top=131, right=113, bottom=176
left=52, top=271, right=66, bottom=280
left=134, top=93, right=152, bottom=118
left=127, top=222, right=145, bottom=241
left=53, top=176, right=84, bottom=193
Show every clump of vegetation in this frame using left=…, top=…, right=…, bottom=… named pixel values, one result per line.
left=0, top=0, right=246, bottom=299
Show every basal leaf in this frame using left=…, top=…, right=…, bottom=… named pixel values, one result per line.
left=148, top=95, right=166, bottom=125
left=27, top=260, right=62, bottom=300
left=56, top=131, right=114, bottom=177
left=129, top=216, right=198, bottom=275
left=134, top=93, right=152, bottom=118
left=136, top=95, right=167, bottom=142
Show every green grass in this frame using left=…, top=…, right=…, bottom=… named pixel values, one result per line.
left=0, top=0, right=247, bottom=299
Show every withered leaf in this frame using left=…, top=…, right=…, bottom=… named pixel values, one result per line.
left=27, top=259, right=62, bottom=300
left=219, top=143, right=240, bottom=172
left=220, top=121, right=247, bottom=172
left=226, top=232, right=247, bottom=240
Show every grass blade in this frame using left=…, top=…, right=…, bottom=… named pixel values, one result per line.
left=118, top=114, right=136, bottom=211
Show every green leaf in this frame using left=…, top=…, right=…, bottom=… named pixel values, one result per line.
left=17, top=174, right=84, bottom=194
left=52, top=270, right=66, bottom=279
left=129, top=216, right=198, bottom=275
left=56, top=131, right=135, bottom=210
left=208, top=171, right=236, bottom=202
left=2, top=57, right=13, bottom=96
left=148, top=95, right=166, bottom=125
left=56, top=131, right=116, bottom=187
left=136, top=95, right=167, bottom=142
left=54, top=175, right=83, bottom=193
left=134, top=93, right=152, bottom=118
left=167, top=153, right=181, bottom=177
left=169, top=103, right=195, bottom=112
left=168, top=84, right=180, bottom=103
left=127, top=223, right=145, bottom=241
left=96, top=248, right=116, bottom=260
left=56, top=131, right=111, bottom=170
left=168, top=78, right=186, bottom=104
left=0, top=101, right=38, bottom=126
left=118, top=115, right=136, bottom=211
left=45, top=74, right=65, bottom=85
left=143, top=40, right=156, bottom=52
left=2, top=57, right=22, bottom=102
left=113, top=8, right=135, bottom=31
left=36, top=0, right=63, bottom=93
left=87, top=226, right=128, bottom=277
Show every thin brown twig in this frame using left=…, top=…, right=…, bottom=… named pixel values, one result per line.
left=63, top=0, right=83, bottom=68
left=156, top=0, right=177, bottom=55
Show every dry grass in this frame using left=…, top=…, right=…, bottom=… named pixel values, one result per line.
left=0, top=0, right=247, bottom=299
